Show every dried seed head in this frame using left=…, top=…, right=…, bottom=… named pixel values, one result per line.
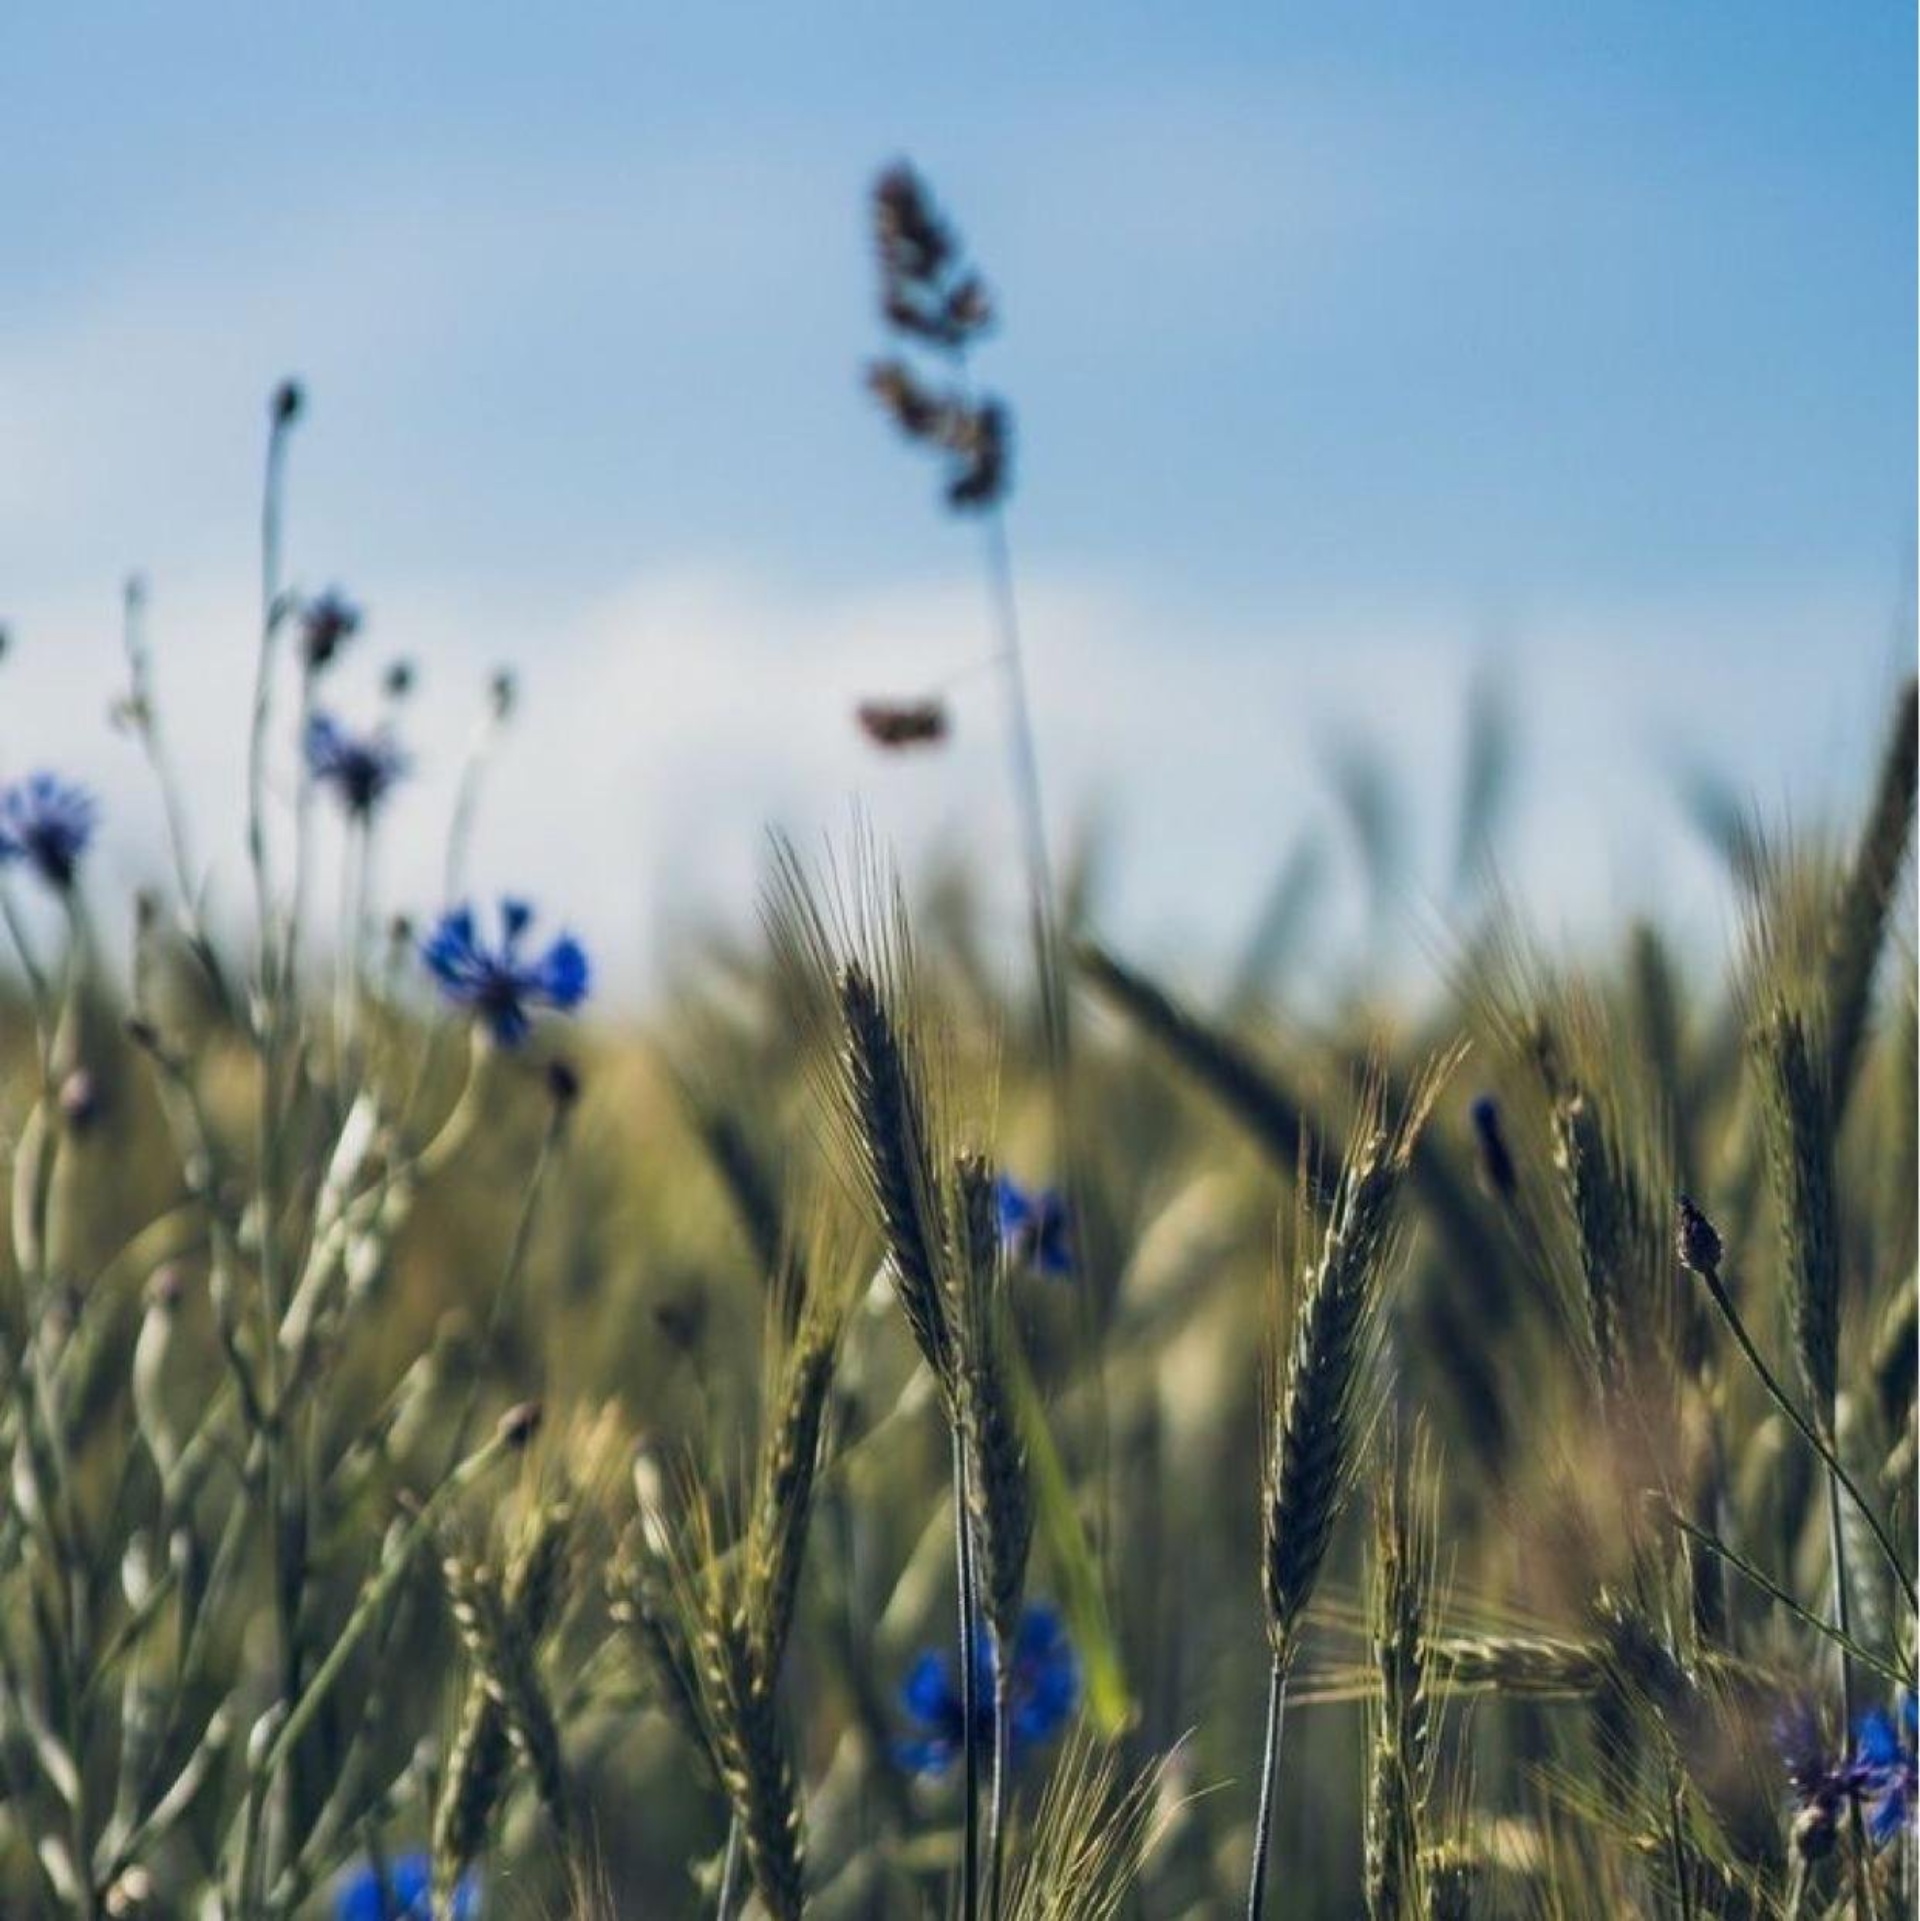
left=855, top=697, right=948, bottom=750
left=865, top=359, right=944, bottom=440
left=871, top=163, right=995, bottom=351
left=873, top=162, right=953, bottom=285
left=498, top=1401, right=543, bottom=1450
left=1674, top=1193, right=1722, bottom=1278
left=546, top=1057, right=583, bottom=1110
left=944, top=398, right=1010, bottom=509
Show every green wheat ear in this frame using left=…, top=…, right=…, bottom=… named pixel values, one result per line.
left=1262, top=1053, right=1455, bottom=1669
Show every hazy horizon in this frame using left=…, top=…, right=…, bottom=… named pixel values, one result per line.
left=2, top=1, right=1912, bottom=1008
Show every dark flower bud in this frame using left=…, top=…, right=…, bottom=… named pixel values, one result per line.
left=383, top=659, right=416, bottom=699
left=497, top=1401, right=543, bottom=1450
left=271, top=380, right=304, bottom=427
left=1675, top=1193, right=1723, bottom=1277
left=299, top=590, right=362, bottom=672
left=489, top=669, right=517, bottom=721
left=546, top=1057, right=582, bottom=1109
left=1469, top=1094, right=1516, bottom=1199
left=59, top=1068, right=101, bottom=1133
left=653, top=1292, right=708, bottom=1356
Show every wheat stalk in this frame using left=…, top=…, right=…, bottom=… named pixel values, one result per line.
left=1249, top=1054, right=1453, bottom=1918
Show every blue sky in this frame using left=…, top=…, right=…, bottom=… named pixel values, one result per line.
left=0, top=3, right=1912, bottom=1000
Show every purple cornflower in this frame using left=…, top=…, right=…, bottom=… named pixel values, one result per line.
left=333, top=1851, right=477, bottom=1920
left=1779, top=1700, right=1855, bottom=1862
left=422, top=899, right=589, bottom=1046
left=895, top=1600, right=1079, bottom=1777
left=1855, top=1692, right=1917, bottom=1846
left=0, top=774, right=97, bottom=890
left=1780, top=1693, right=1918, bottom=1859
left=995, top=1175, right=1073, bottom=1279
left=306, top=713, right=409, bottom=818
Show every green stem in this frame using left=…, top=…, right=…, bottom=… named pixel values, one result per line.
left=1245, top=1655, right=1288, bottom=1920
left=986, top=1667, right=1012, bottom=1921
left=1693, top=1262, right=1915, bottom=1613
left=443, top=1103, right=564, bottom=1472
left=952, top=1429, right=981, bottom=1921
left=716, top=1816, right=742, bottom=1919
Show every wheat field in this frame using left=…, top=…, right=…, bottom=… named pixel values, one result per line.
left=0, top=166, right=1910, bottom=1921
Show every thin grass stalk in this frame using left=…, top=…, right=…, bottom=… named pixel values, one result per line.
left=987, top=1666, right=1012, bottom=1921
left=120, top=578, right=228, bottom=1004
left=255, top=1409, right=532, bottom=1794
left=1825, top=1472, right=1883, bottom=1921
left=952, top=1426, right=983, bottom=1921
left=444, top=1097, right=566, bottom=1471
left=1665, top=1772, right=1695, bottom=1921
left=1245, top=1655, right=1288, bottom=1920
left=244, top=392, right=302, bottom=1904
left=1676, top=1204, right=1915, bottom=1616
left=334, top=814, right=369, bottom=1079
left=715, top=1815, right=742, bottom=1920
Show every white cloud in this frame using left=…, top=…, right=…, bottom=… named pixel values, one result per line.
left=0, top=555, right=1895, bottom=1015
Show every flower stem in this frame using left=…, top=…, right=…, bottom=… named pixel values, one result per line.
left=1245, top=1655, right=1289, bottom=1920
left=1693, top=1261, right=1915, bottom=1612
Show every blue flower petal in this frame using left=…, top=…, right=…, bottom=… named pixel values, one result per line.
left=536, top=935, right=590, bottom=1009
left=333, top=1850, right=477, bottom=1920
left=900, top=1649, right=959, bottom=1724
left=1857, top=1707, right=1901, bottom=1769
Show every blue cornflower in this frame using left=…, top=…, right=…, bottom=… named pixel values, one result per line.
left=895, top=1599, right=1079, bottom=1777
left=305, top=713, right=410, bottom=818
left=995, top=1175, right=1073, bottom=1279
left=422, top=899, right=589, bottom=1046
left=1780, top=1693, right=1919, bottom=1860
left=333, top=1850, right=477, bottom=1920
left=0, top=773, right=97, bottom=890
left=1855, top=1692, right=1917, bottom=1846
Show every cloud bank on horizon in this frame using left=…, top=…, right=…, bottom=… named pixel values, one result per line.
left=0, top=1, right=1911, bottom=1005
